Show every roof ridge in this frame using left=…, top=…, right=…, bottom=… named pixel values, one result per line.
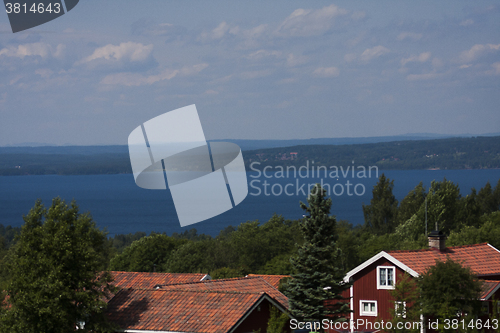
left=108, top=271, right=206, bottom=275
left=119, top=287, right=266, bottom=295
left=158, top=275, right=261, bottom=287
left=388, top=242, right=490, bottom=254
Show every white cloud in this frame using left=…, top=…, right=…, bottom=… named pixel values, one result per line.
left=82, top=42, right=153, bottom=63
left=459, top=43, right=500, bottom=63
left=432, top=57, right=444, bottom=69
left=286, top=53, right=308, bottom=67
left=246, top=49, right=282, bottom=61
left=360, top=46, right=390, bottom=62
left=344, top=53, right=357, bottom=62
left=313, top=67, right=339, bottom=78
left=240, top=69, right=273, bottom=79
left=460, top=19, right=474, bottom=27
left=401, top=52, right=431, bottom=66
left=275, top=5, right=348, bottom=37
left=0, top=43, right=65, bottom=59
left=351, top=11, right=366, bottom=21
left=199, top=22, right=239, bottom=41
left=212, top=22, right=231, bottom=39
left=492, top=62, right=500, bottom=75
left=35, top=69, right=53, bottom=79
left=101, top=63, right=208, bottom=86
left=397, top=32, right=423, bottom=41
left=406, top=73, right=441, bottom=81
left=243, top=24, right=268, bottom=39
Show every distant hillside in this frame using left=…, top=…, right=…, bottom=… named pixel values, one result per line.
left=244, top=136, right=500, bottom=171
left=0, top=136, right=499, bottom=175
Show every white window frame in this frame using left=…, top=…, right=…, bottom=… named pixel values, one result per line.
left=377, top=266, right=396, bottom=290
left=360, top=300, right=378, bottom=317
left=395, top=301, right=407, bottom=318
left=481, top=301, right=490, bottom=315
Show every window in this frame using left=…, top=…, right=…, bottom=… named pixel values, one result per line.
left=360, top=300, right=377, bottom=316
left=377, top=266, right=395, bottom=289
left=481, top=302, right=490, bottom=315
left=395, top=301, right=406, bottom=318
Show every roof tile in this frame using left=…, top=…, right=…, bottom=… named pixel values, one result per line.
left=389, top=243, right=500, bottom=276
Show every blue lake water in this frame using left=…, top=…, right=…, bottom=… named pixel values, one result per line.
left=0, top=169, right=499, bottom=237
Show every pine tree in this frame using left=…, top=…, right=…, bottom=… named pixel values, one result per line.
left=363, top=173, right=398, bottom=235
left=286, top=184, right=350, bottom=323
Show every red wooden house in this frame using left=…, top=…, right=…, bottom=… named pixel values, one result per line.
left=331, top=232, right=500, bottom=333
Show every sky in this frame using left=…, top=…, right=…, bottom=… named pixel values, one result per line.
left=0, top=0, right=499, bottom=146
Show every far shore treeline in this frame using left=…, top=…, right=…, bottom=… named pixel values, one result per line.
left=0, top=136, right=499, bottom=176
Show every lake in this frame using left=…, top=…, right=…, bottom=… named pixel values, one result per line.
left=0, top=169, right=499, bottom=237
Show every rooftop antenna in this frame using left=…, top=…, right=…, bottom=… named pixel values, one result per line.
left=425, top=197, right=427, bottom=235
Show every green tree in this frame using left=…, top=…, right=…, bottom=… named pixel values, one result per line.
left=0, top=198, right=116, bottom=333
left=493, top=179, right=500, bottom=211
left=388, top=273, right=420, bottom=333
left=335, top=220, right=363, bottom=272
left=458, top=189, right=481, bottom=228
left=426, top=179, right=462, bottom=233
left=109, top=233, right=187, bottom=272
left=477, top=181, right=499, bottom=216
left=447, top=211, right=500, bottom=249
left=267, top=305, right=290, bottom=333
left=286, top=184, right=350, bottom=323
left=397, top=182, right=426, bottom=225
left=418, top=258, right=483, bottom=333
left=363, top=174, right=398, bottom=235
left=167, top=240, right=215, bottom=273
left=397, top=179, right=462, bottom=240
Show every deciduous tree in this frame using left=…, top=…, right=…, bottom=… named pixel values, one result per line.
left=0, top=198, right=115, bottom=333
left=418, top=258, right=482, bottom=333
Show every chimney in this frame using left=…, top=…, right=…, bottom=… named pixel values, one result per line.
left=428, top=230, right=446, bottom=251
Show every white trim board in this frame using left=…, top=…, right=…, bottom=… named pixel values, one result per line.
left=344, top=251, right=419, bottom=282
left=482, top=281, right=500, bottom=300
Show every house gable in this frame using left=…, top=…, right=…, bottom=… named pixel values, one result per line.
left=344, top=251, right=419, bottom=283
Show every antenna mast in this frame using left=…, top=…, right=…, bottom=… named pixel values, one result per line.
left=425, top=197, right=427, bottom=235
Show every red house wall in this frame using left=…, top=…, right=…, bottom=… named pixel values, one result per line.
left=234, top=299, right=291, bottom=333
left=331, top=258, right=410, bottom=333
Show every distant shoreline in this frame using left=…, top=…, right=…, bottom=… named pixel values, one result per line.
left=1, top=136, right=499, bottom=176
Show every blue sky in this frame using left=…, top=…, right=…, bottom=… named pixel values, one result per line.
left=0, top=1, right=499, bottom=145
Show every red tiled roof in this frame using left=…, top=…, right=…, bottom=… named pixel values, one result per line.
left=109, top=271, right=208, bottom=289
left=106, top=288, right=268, bottom=333
left=158, top=276, right=289, bottom=309
left=481, top=280, right=500, bottom=300
left=388, top=243, right=500, bottom=276
left=246, top=274, right=290, bottom=289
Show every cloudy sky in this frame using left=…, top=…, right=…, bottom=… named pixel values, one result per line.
left=0, top=0, right=499, bottom=145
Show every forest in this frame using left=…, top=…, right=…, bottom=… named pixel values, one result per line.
left=1, top=175, right=499, bottom=281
